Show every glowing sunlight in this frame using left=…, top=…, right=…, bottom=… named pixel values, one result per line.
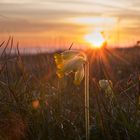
left=84, top=31, right=106, bottom=48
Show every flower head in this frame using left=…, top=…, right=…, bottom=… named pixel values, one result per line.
left=54, top=50, right=87, bottom=85
left=99, top=79, right=114, bottom=97
left=99, top=80, right=112, bottom=90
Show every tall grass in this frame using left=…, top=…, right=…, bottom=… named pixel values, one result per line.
left=0, top=38, right=140, bottom=140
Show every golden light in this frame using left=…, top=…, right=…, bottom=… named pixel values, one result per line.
left=84, top=31, right=106, bottom=48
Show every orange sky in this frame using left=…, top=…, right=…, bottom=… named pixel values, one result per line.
left=0, top=0, right=140, bottom=50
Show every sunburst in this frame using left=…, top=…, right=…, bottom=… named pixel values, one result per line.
left=84, top=31, right=106, bottom=49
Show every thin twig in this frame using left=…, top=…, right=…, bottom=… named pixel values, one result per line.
left=68, top=43, right=73, bottom=50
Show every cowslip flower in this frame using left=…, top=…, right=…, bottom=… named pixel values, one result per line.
left=99, top=79, right=114, bottom=98
left=99, top=80, right=112, bottom=89
left=54, top=50, right=90, bottom=140
left=54, top=50, right=87, bottom=85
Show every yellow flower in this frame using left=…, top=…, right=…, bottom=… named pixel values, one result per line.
left=74, top=65, right=85, bottom=85
left=99, top=80, right=112, bottom=89
left=55, top=50, right=90, bottom=140
left=54, top=50, right=87, bottom=85
left=99, top=80, right=114, bottom=97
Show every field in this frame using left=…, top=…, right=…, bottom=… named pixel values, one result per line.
left=0, top=39, right=140, bottom=140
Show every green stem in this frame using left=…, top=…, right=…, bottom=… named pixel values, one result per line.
left=85, top=61, right=90, bottom=140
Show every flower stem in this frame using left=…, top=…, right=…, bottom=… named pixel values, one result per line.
left=85, top=61, right=90, bottom=140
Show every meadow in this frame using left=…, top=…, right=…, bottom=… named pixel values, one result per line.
left=0, top=38, right=140, bottom=140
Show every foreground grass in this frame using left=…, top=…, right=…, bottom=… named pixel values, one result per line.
left=0, top=38, right=140, bottom=140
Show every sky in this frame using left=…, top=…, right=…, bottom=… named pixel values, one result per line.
left=0, top=0, right=140, bottom=50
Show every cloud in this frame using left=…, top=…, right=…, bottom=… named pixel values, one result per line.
left=0, top=2, right=101, bottom=21
left=0, top=0, right=139, bottom=22
left=0, top=0, right=139, bottom=45
left=0, top=18, right=86, bottom=34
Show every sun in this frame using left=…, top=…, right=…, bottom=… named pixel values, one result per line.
left=84, top=31, right=106, bottom=48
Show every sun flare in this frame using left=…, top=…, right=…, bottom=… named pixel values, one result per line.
left=84, top=31, right=106, bottom=48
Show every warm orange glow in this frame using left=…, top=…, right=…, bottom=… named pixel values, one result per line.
left=32, top=100, right=40, bottom=109
left=84, top=31, right=106, bottom=48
